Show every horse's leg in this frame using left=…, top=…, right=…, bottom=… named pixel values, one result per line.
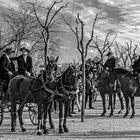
left=63, top=100, right=70, bottom=133
left=37, top=103, right=43, bottom=135
left=59, top=101, right=64, bottom=133
left=48, top=102, right=55, bottom=129
left=130, top=96, right=135, bottom=118
left=107, top=95, right=110, bottom=110
left=100, top=93, right=106, bottom=117
left=11, top=100, right=17, bottom=132
left=89, top=90, right=93, bottom=109
left=113, top=93, right=116, bottom=109
left=76, top=93, right=81, bottom=112
left=18, top=101, right=26, bottom=132
left=109, top=93, right=114, bottom=117
left=117, top=91, right=124, bottom=114
left=42, top=102, right=49, bottom=134
left=71, top=98, right=76, bottom=114
left=123, top=94, right=129, bottom=118
left=54, top=101, right=57, bottom=112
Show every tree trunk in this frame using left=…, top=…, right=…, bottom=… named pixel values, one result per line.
left=14, top=41, right=21, bottom=57
left=81, top=56, right=86, bottom=122
left=44, top=39, right=49, bottom=71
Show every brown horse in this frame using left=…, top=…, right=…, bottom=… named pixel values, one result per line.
left=95, top=62, right=124, bottom=117
left=8, top=56, right=58, bottom=135
left=46, top=65, right=79, bottom=133
left=109, top=68, right=140, bottom=118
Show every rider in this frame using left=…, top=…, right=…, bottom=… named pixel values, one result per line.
left=104, top=51, right=119, bottom=92
left=104, top=51, right=117, bottom=71
left=12, top=46, right=33, bottom=77
left=132, top=53, right=140, bottom=83
left=0, top=48, right=17, bottom=93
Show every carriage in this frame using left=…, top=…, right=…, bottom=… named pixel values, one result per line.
left=0, top=80, right=38, bottom=126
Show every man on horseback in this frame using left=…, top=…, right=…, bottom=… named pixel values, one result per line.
left=0, top=48, right=17, bottom=94
left=132, top=53, right=140, bottom=84
left=104, top=51, right=117, bottom=71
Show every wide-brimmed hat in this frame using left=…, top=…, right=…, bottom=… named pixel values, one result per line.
left=20, top=47, right=30, bottom=53
left=3, top=48, right=15, bottom=54
left=133, top=53, right=138, bottom=57
left=106, top=51, right=113, bottom=56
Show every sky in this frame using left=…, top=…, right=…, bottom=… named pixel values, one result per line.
left=1, top=0, right=140, bottom=63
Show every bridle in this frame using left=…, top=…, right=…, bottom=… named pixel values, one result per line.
left=59, top=66, right=78, bottom=93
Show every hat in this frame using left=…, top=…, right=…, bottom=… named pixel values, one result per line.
left=133, top=53, right=138, bottom=57
left=3, top=48, right=15, bottom=54
left=93, top=56, right=100, bottom=63
left=106, top=51, right=113, bottom=56
left=20, top=47, right=30, bottom=53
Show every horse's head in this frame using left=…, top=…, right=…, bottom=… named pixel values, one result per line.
left=95, top=62, right=110, bottom=81
left=62, top=64, right=79, bottom=91
left=47, top=56, right=59, bottom=72
left=43, top=56, right=59, bottom=82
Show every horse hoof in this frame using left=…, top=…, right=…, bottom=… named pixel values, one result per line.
left=118, top=110, right=123, bottom=114
left=71, top=111, right=76, bottom=114
left=50, top=125, right=55, bottom=129
left=69, top=114, right=73, bottom=117
left=37, top=131, right=42, bottom=135
left=22, top=128, right=26, bottom=132
left=59, top=128, right=64, bottom=133
left=123, top=115, right=127, bottom=118
left=109, top=114, right=113, bottom=117
left=100, top=113, right=105, bottom=117
left=11, top=128, right=16, bottom=132
left=63, top=127, right=69, bottom=133
left=43, top=129, right=48, bottom=134
left=130, top=115, right=135, bottom=119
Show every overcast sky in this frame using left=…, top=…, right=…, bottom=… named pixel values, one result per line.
left=1, top=0, right=140, bottom=63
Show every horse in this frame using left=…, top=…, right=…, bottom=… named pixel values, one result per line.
left=95, top=62, right=124, bottom=117
left=8, top=56, right=59, bottom=135
left=109, top=68, right=140, bottom=118
left=46, top=65, right=79, bottom=133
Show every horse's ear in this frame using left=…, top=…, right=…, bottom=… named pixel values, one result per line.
left=55, top=56, right=59, bottom=62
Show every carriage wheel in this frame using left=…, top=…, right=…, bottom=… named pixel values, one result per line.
left=0, top=104, right=4, bottom=126
left=27, top=103, right=38, bottom=125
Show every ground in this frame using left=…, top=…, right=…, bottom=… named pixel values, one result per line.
left=0, top=97, right=140, bottom=140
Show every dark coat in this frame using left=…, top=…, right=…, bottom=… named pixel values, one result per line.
left=104, top=56, right=117, bottom=70
left=0, top=54, right=15, bottom=82
left=12, top=55, right=33, bottom=75
left=132, top=57, right=140, bottom=73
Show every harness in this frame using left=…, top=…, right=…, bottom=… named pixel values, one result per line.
left=55, top=69, right=77, bottom=102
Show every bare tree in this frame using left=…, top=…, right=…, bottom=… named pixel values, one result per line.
left=115, top=41, right=138, bottom=69
left=125, top=40, right=138, bottom=67
left=91, top=32, right=117, bottom=63
left=115, top=42, right=128, bottom=68
left=62, top=13, right=98, bottom=122
left=30, top=0, right=68, bottom=70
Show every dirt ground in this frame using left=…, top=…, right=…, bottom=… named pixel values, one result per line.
left=0, top=97, right=140, bottom=140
